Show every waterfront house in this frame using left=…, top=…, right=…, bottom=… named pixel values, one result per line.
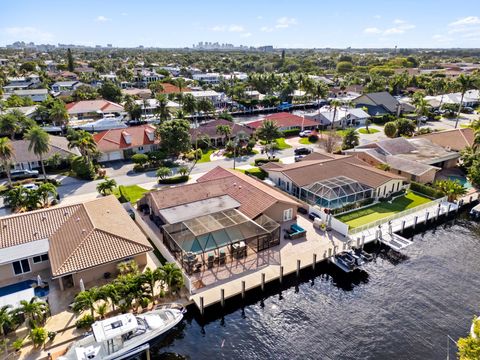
left=192, top=73, right=221, bottom=84
left=261, top=155, right=406, bottom=209
left=93, top=124, right=159, bottom=162
left=65, top=99, right=124, bottom=120
left=134, top=69, right=164, bottom=87
left=353, top=91, right=414, bottom=116
left=133, top=98, right=181, bottom=118
left=246, top=112, right=319, bottom=132
left=9, top=135, right=80, bottom=170
left=0, top=196, right=152, bottom=292
left=346, top=137, right=460, bottom=183
left=190, top=119, right=253, bottom=146
left=3, top=74, right=41, bottom=93
left=305, top=107, right=370, bottom=128
left=187, top=90, right=227, bottom=107
left=51, top=80, right=82, bottom=94
left=138, top=166, right=300, bottom=276
left=122, top=88, right=152, bottom=99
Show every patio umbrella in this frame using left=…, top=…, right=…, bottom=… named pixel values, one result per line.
left=37, top=274, right=42, bottom=287
left=79, top=278, right=85, bottom=292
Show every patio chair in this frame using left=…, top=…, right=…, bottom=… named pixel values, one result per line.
left=207, top=253, right=215, bottom=269
left=218, top=250, right=226, bottom=265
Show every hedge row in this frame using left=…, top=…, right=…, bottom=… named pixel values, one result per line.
left=281, top=129, right=301, bottom=137
left=410, top=182, right=444, bottom=199
left=254, top=158, right=280, bottom=166
left=158, top=175, right=189, bottom=184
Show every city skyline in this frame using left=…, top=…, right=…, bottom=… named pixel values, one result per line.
left=1, top=0, right=480, bottom=49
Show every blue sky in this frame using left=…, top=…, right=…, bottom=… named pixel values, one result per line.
left=1, top=0, right=479, bottom=48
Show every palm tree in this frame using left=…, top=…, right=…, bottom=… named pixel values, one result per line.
left=72, top=288, right=100, bottom=318
left=36, top=182, right=57, bottom=208
left=141, top=267, right=165, bottom=302
left=99, top=283, right=121, bottom=311
left=342, top=128, right=360, bottom=150
left=9, top=109, right=35, bottom=133
left=25, top=126, right=49, bottom=180
left=434, top=179, right=467, bottom=202
left=95, top=302, right=108, bottom=319
left=156, top=167, right=172, bottom=180
left=96, top=178, right=117, bottom=196
left=197, top=98, right=215, bottom=120
left=162, top=263, right=184, bottom=296
left=48, top=101, right=69, bottom=127
left=182, top=93, right=197, bottom=117
left=3, top=186, right=28, bottom=212
left=310, top=82, right=328, bottom=108
left=15, top=297, right=49, bottom=330
left=66, top=129, right=97, bottom=163
left=0, top=114, right=20, bottom=140
left=216, top=124, right=232, bottom=145
left=256, top=120, right=281, bottom=157
left=412, top=94, right=430, bottom=130
left=455, top=74, right=476, bottom=128
left=155, top=94, right=170, bottom=122
left=0, top=305, right=12, bottom=354
left=0, top=137, right=13, bottom=187
left=330, top=99, right=341, bottom=129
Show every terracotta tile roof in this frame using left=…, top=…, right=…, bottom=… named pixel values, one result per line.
left=415, top=128, right=474, bottom=151
left=93, top=125, right=159, bottom=152
left=265, top=156, right=405, bottom=188
left=190, top=119, right=253, bottom=140
left=158, top=83, right=191, bottom=94
left=246, top=112, right=319, bottom=130
left=144, top=166, right=299, bottom=220
left=0, top=196, right=152, bottom=277
left=65, top=100, right=124, bottom=115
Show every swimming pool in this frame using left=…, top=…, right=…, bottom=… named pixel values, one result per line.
left=0, top=280, right=49, bottom=298
left=448, top=175, right=473, bottom=189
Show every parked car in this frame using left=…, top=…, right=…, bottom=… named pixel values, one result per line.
left=294, top=155, right=306, bottom=162
left=418, top=116, right=428, bottom=124
left=11, top=169, right=39, bottom=180
left=22, top=183, right=39, bottom=190
left=294, top=147, right=312, bottom=155
left=461, top=107, right=474, bottom=114
left=299, top=130, right=313, bottom=137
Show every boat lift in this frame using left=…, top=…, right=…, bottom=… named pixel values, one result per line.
left=375, top=223, right=413, bottom=252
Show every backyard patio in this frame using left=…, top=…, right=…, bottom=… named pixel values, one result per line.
left=335, top=192, right=432, bottom=229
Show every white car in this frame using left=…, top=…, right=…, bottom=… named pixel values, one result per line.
left=22, top=183, right=39, bottom=191
left=299, top=130, right=313, bottom=137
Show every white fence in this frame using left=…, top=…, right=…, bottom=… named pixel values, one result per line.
left=347, top=196, right=448, bottom=235
left=309, top=205, right=349, bottom=236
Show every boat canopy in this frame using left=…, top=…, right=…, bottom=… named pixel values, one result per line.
left=92, top=313, right=137, bottom=342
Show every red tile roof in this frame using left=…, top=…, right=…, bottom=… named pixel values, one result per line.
left=65, top=100, right=124, bottom=114
left=93, top=125, right=159, bottom=152
left=159, top=83, right=191, bottom=94
left=246, top=112, right=318, bottom=130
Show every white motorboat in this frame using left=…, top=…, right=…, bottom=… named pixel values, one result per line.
left=70, top=114, right=128, bottom=132
left=58, top=307, right=184, bottom=360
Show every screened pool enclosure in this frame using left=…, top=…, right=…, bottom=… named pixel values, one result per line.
left=299, top=176, right=373, bottom=209
left=162, top=208, right=280, bottom=273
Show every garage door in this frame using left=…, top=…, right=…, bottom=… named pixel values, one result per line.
left=108, top=151, right=123, bottom=161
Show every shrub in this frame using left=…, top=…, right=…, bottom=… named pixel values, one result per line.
left=47, top=331, right=56, bottom=342
left=75, top=314, right=94, bottom=329
left=131, top=153, right=149, bottom=166
left=71, top=156, right=95, bottom=180
left=31, top=327, right=47, bottom=348
left=384, top=121, right=397, bottom=138
left=244, top=168, right=267, bottom=180
left=281, top=129, right=300, bottom=137
left=410, top=182, right=444, bottom=199
left=308, top=134, right=319, bottom=143
left=158, top=175, right=189, bottom=184
left=254, top=158, right=280, bottom=166
left=13, top=338, right=24, bottom=351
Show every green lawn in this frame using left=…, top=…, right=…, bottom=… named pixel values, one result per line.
left=460, top=124, right=473, bottom=129
left=275, top=138, right=292, bottom=150
left=235, top=167, right=267, bottom=180
left=113, top=185, right=149, bottom=203
left=358, top=128, right=380, bottom=134
left=197, top=149, right=214, bottom=163
left=336, top=192, right=432, bottom=229
left=299, top=137, right=318, bottom=145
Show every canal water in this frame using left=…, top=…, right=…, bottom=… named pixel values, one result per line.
left=149, top=213, right=480, bottom=360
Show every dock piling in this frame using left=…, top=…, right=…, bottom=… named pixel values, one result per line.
left=401, top=220, right=406, bottom=233
left=241, top=281, right=246, bottom=300
left=328, top=248, right=332, bottom=258
left=296, top=260, right=301, bottom=278
left=469, top=196, right=473, bottom=203
left=425, top=211, right=430, bottom=223
left=413, top=215, right=418, bottom=229
left=200, top=296, right=204, bottom=316
left=146, top=348, right=151, bottom=360
left=312, top=253, right=317, bottom=270
left=436, top=205, right=441, bottom=220
left=279, top=266, right=284, bottom=284
left=447, top=204, right=451, bottom=216
left=261, top=273, right=265, bottom=292
left=220, top=288, right=225, bottom=308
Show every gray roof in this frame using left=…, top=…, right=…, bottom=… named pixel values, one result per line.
left=13, top=89, right=48, bottom=95
left=376, top=137, right=416, bottom=155
left=386, top=155, right=437, bottom=176
left=11, top=135, right=80, bottom=164
left=356, top=92, right=399, bottom=113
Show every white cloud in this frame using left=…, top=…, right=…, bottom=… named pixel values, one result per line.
left=373, top=14, right=382, bottom=19
left=383, top=21, right=415, bottom=35
left=364, top=27, right=381, bottom=34
left=449, top=16, right=480, bottom=27
left=240, top=32, right=252, bottom=38
left=211, top=25, right=226, bottom=32
left=393, top=19, right=406, bottom=24
left=4, top=26, right=53, bottom=42
left=275, top=17, right=297, bottom=29
left=260, top=26, right=274, bottom=32
left=432, top=34, right=452, bottom=43
left=95, top=15, right=110, bottom=22
left=228, top=25, right=245, bottom=32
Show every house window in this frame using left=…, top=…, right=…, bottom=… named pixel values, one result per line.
left=32, top=253, right=49, bottom=264
left=286, top=182, right=290, bottom=192
left=12, top=259, right=31, bottom=275
left=283, top=208, right=293, bottom=221
left=137, top=146, right=144, bottom=151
